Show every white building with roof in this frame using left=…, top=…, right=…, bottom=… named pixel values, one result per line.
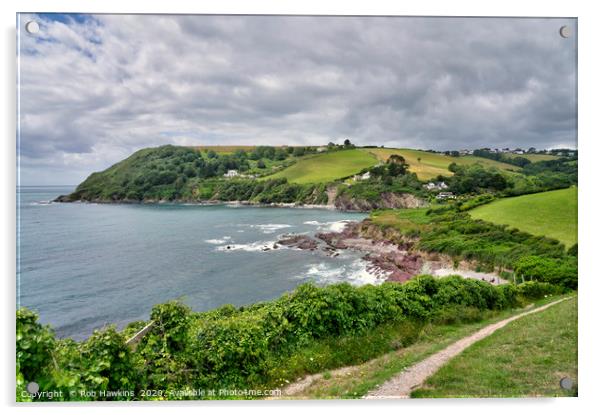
left=224, top=170, right=239, bottom=178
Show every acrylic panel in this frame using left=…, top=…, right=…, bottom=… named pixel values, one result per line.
left=16, top=13, right=577, bottom=402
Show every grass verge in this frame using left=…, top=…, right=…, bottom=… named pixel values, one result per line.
left=411, top=296, right=577, bottom=398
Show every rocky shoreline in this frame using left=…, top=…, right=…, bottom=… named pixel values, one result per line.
left=272, top=220, right=507, bottom=285
left=314, top=222, right=423, bottom=282
left=54, top=192, right=428, bottom=213
left=250, top=220, right=421, bottom=283
left=54, top=196, right=340, bottom=210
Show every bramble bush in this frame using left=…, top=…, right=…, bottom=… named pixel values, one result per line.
left=16, top=309, right=55, bottom=391
left=79, top=327, right=137, bottom=392
left=17, top=309, right=139, bottom=401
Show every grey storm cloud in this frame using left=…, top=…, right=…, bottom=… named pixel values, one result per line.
left=17, top=14, right=577, bottom=185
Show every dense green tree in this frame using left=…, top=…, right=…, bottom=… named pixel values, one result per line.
left=447, top=164, right=508, bottom=194
left=293, top=147, right=306, bottom=157
left=386, top=154, right=409, bottom=176
left=274, top=148, right=287, bottom=160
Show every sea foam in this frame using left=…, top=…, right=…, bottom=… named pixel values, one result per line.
left=303, top=258, right=387, bottom=286
left=303, top=220, right=355, bottom=232
left=215, top=240, right=279, bottom=252
left=205, top=236, right=232, bottom=244
left=249, top=224, right=293, bottom=234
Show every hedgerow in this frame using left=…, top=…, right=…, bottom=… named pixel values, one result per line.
left=17, top=276, right=561, bottom=401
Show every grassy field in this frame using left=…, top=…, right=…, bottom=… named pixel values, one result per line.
left=470, top=187, right=577, bottom=248
left=412, top=296, right=577, bottom=398
left=189, top=146, right=527, bottom=180
left=505, top=153, right=559, bottom=162
left=279, top=295, right=571, bottom=399
left=361, top=148, right=519, bottom=180
left=266, top=149, right=378, bottom=184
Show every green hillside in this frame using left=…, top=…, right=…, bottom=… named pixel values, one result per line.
left=361, top=148, right=519, bottom=180
left=266, top=149, right=378, bottom=184
left=60, top=145, right=313, bottom=203
left=470, top=187, right=577, bottom=248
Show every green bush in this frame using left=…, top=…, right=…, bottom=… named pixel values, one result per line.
left=17, top=308, right=55, bottom=386
left=447, top=164, right=509, bottom=194
left=79, top=327, right=137, bottom=393
left=149, top=301, right=193, bottom=353
left=17, top=311, right=136, bottom=401
left=516, top=281, right=564, bottom=300
left=194, top=311, right=272, bottom=387
left=514, top=256, right=577, bottom=290
left=135, top=301, right=195, bottom=390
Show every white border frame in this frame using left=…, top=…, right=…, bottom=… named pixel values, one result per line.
left=2, top=1, right=600, bottom=414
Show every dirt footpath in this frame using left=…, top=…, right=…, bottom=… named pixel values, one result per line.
left=363, top=297, right=570, bottom=399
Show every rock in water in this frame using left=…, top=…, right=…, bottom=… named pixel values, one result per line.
left=277, top=234, right=319, bottom=250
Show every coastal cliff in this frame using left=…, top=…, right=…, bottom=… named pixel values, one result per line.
left=334, top=192, right=428, bottom=211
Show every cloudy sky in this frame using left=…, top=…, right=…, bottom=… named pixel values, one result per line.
left=18, top=14, right=577, bottom=185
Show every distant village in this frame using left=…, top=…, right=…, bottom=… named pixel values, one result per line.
left=434, top=147, right=577, bottom=157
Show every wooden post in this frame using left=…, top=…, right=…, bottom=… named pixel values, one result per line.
left=125, top=321, right=155, bottom=349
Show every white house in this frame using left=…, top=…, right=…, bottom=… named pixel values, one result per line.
left=436, top=192, right=456, bottom=200
left=353, top=171, right=371, bottom=181
left=224, top=170, right=239, bottom=178
left=423, top=181, right=448, bottom=191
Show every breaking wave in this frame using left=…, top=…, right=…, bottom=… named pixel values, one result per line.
left=205, top=236, right=232, bottom=244
left=303, top=220, right=355, bottom=232
left=302, top=259, right=387, bottom=286
left=215, top=240, right=279, bottom=252
left=249, top=224, right=293, bottom=234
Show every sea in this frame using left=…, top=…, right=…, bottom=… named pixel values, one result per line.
left=17, top=186, right=377, bottom=340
